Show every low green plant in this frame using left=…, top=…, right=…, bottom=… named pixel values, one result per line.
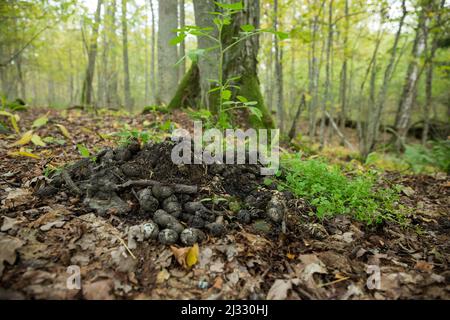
left=142, top=105, right=169, bottom=114
left=403, top=141, right=450, bottom=173
left=268, top=153, right=404, bottom=225
left=113, top=121, right=174, bottom=146
left=113, top=127, right=151, bottom=145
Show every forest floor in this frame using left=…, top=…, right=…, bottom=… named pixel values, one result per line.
left=0, top=108, right=449, bottom=300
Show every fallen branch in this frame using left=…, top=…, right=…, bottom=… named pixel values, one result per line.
left=117, top=180, right=198, bottom=194
left=61, top=170, right=82, bottom=196
left=324, top=111, right=356, bottom=151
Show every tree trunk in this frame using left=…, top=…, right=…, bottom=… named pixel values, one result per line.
left=81, top=0, right=103, bottom=107
left=422, top=0, right=444, bottom=144
left=191, top=0, right=219, bottom=110
left=144, top=0, right=150, bottom=105
left=319, top=0, right=333, bottom=149
left=121, top=0, right=133, bottom=110
left=179, top=0, right=186, bottom=78
left=157, top=0, right=178, bottom=105
left=149, top=0, right=157, bottom=105
left=308, top=0, right=325, bottom=138
left=394, top=5, right=427, bottom=150
left=169, top=0, right=274, bottom=128
left=274, top=0, right=284, bottom=130
left=360, top=1, right=406, bottom=158
left=339, top=0, right=349, bottom=142
left=288, top=93, right=306, bottom=140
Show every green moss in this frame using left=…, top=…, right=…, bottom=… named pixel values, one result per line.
left=239, top=73, right=274, bottom=129
left=168, top=62, right=200, bottom=110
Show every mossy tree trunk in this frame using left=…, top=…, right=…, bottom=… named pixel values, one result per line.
left=168, top=0, right=274, bottom=128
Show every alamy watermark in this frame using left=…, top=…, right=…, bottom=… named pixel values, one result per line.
left=366, top=265, right=381, bottom=290
left=171, top=121, right=280, bottom=175
left=66, top=265, right=81, bottom=290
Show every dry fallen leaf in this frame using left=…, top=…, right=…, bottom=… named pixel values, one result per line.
left=170, top=246, right=190, bottom=268
left=213, top=277, right=223, bottom=290
left=2, top=188, right=34, bottom=208
left=0, top=234, right=24, bottom=276
left=414, top=260, right=433, bottom=272
left=82, top=280, right=114, bottom=300
left=170, top=244, right=199, bottom=269
left=267, top=279, right=294, bottom=300
left=1, top=216, right=23, bottom=232
left=156, top=268, right=171, bottom=284
left=286, top=253, right=295, bottom=260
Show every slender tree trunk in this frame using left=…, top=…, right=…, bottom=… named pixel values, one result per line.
left=15, top=55, right=25, bottom=100
left=191, top=0, right=218, bottom=110
left=179, top=0, right=186, bottom=78
left=144, top=1, right=150, bottom=105
left=289, top=5, right=297, bottom=109
left=149, top=0, right=156, bottom=105
left=308, top=0, right=325, bottom=138
left=157, top=0, right=178, bottom=105
left=81, top=0, right=103, bottom=107
left=422, top=0, right=444, bottom=144
left=288, top=93, right=306, bottom=140
left=394, top=5, right=427, bottom=150
left=266, top=32, right=274, bottom=112
left=107, top=0, right=120, bottom=107
left=339, top=0, right=349, bottom=140
left=319, top=0, right=333, bottom=149
left=69, top=47, right=74, bottom=105
left=360, top=1, right=406, bottom=158
left=274, top=0, right=284, bottom=130
left=121, top=0, right=133, bottom=110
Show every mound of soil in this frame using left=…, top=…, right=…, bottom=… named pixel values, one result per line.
left=36, top=140, right=286, bottom=245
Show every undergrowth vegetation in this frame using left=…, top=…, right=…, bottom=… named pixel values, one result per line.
left=269, top=153, right=406, bottom=225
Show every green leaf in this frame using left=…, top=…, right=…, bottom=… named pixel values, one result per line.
left=77, top=144, right=90, bottom=158
left=241, top=24, right=255, bottom=32
left=236, top=95, right=248, bottom=103
left=31, top=134, right=46, bottom=147
left=275, top=31, right=289, bottom=40
left=32, top=115, right=48, bottom=128
left=187, top=49, right=205, bottom=62
left=248, top=107, right=262, bottom=120
left=207, top=86, right=221, bottom=94
left=221, top=90, right=232, bottom=101
left=244, top=101, right=258, bottom=106
left=214, top=1, right=244, bottom=11
left=170, top=33, right=186, bottom=45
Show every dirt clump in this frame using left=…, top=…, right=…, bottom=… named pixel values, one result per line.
left=36, top=140, right=285, bottom=245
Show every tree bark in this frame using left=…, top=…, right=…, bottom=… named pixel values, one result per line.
left=169, top=0, right=274, bottom=128
left=179, top=0, right=186, bottom=78
left=422, top=0, right=444, bottom=144
left=121, top=0, right=133, bottom=110
left=394, top=4, right=427, bottom=150
left=360, top=1, right=407, bottom=158
left=319, top=0, right=333, bottom=149
left=157, top=0, right=178, bottom=105
left=274, top=0, right=284, bottom=130
left=149, top=0, right=156, bottom=105
left=339, top=0, right=349, bottom=140
left=308, top=0, right=325, bottom=138
left=81, top=0, right=103, bottom=107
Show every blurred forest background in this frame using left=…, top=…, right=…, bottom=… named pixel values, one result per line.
left=0, top=0, right=449, bottom=157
